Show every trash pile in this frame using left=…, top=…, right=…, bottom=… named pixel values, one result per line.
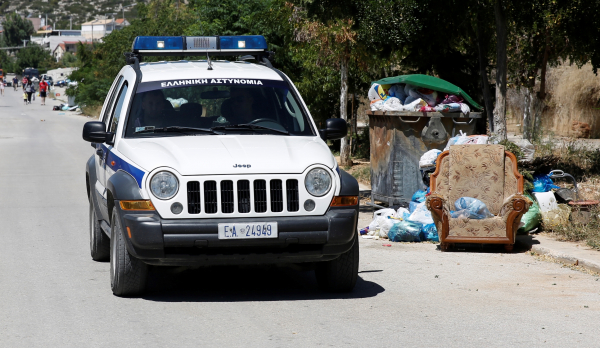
left=361, top=190, right=439, bottom=242
left=367, top=74, right=483, bottom=114
left=53, top=103, right=79, bottom=111
left=369, top=83, right=472, bottom=113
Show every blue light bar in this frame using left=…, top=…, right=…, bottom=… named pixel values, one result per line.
left=131, top=35, right=268, bottom=55
left=132, top=36, right=184, bottom=51
left=219, top=35, right=268, bottom=50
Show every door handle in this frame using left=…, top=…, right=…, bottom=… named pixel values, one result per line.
left=96, top=148, right=104, bottom=156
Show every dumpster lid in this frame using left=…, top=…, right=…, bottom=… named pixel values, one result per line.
left=372, top=74, right=483, bottom=110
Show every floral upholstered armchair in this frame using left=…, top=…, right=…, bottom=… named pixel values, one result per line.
left=426, top=145, right=532, bottom=252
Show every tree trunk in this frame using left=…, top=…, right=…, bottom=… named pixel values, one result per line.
left=339, top=55, right=352, bottom=167
left=523, top=88, right=533, bottom=140
left=476, top=11, right=494, bottom=132
left=493, top=0, right=508, bottom=141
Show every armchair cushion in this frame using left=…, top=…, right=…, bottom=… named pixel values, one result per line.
left=448, top=145, right=506, bottom=215
left=448, top=216, right=506, bottom=238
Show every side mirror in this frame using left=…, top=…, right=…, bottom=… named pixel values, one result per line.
left=319, top=118, right=348, bottom=141
left=83, top=121, right=110, bottom=143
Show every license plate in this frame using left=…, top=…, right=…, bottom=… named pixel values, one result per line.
left=218, top=222, right=278, bottom=239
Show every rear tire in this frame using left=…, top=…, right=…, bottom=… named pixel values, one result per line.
left=110, top=209, right=148, bottom=296
left=315, top=233, right=359, bottom=292
left=89, top=201, right=109, bottom=261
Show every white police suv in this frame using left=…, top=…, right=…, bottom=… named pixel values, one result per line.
left=83, top=35, right=359, bottom=296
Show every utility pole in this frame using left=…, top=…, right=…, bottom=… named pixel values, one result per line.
left=70, top=16, right=72, bottom=30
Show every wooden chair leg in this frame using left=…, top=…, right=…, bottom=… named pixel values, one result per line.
left=440, top=242, right=450, bottom=252
left=504, top=244, right=514, bottom=253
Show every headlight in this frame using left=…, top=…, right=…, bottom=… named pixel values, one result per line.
left=305, top=168, right=332, bottom=197
left=150, top=171, right=179, bottom=200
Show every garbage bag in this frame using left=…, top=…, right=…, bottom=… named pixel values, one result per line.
left=394, top=207, right=411, bottom=220
left=368, top=209, right=396, bottom=236
left=419, top=149, right=442, bottom=168
left=378, top=217, right=398, bottom=238
left=451, top=197, right=494, bottom=219
left=382, top=97, right=403, bottom=111
left=388, top=220, right=423, bottom=242
left=422, top=223, right=439, bottom=242
left=518, top=195, right=541, bottom=234
left=388, top=84, right=407, bottom=104
left=368, top=83, right=388, bottom=101
left=408, top=202, right=435, bottom=225
left=512, top=139, right=535, bottom=163
left=541, top=204, right=571, bottom=229
left=408, top=87, right=438, bottom=106
left=532, top=174, right=560, bottom=193
left=370, top=99, right=385, bottom=111
left=411, top=190, right=427, bottom=203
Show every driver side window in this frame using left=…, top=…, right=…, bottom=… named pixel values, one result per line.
left=101, top=76, right=123, bottom=125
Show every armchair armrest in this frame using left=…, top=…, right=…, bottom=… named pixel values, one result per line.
left=426, top=193, right=447, bottom=220
left=499, top=194, right=532, bottom=219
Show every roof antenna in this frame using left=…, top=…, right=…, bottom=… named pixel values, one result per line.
left=206, top=50, right=213, bottom=70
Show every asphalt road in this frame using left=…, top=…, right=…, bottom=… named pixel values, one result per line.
left=1, top=90, right=599, bottom=347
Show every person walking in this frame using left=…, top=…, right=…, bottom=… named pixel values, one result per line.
left=25, top=81, right=34, bottom=104
left=39, top=78, right=49, bottom=105
left=22, top=77, right=28, bottom=91
left=13, top=77, right=18, bottom=91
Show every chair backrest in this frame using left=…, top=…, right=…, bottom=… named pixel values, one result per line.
left=430, top=145, right=523, bottom=215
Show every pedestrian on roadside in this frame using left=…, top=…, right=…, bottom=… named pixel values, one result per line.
left=13, top=77, right=18, bottom=91
left=39, top=78, right=48, bottom=105
left=22, top=77, right=28, bottom=91
left=23, top=91, right=27, bottom=105
left=0, top=80, right=4, bottom=96
left=25, top=81, right=34, bottom=104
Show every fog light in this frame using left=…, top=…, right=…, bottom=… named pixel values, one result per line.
left=304, top=199, right=315, bottom=211
left=171, top=202, right=183, bottom=214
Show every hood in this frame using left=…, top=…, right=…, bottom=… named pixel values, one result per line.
left=117, top=135, right=335, bottom=176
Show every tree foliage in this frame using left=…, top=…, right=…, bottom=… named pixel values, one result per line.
left=2, top=12, right=35, bottom=47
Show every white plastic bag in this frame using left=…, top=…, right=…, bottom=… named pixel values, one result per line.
left=419, top=149, right=442, bottom=168
left=513, top=138, right=535, bottom=163
left=370, top=100, right=385, bottom=111
left=378, top=217, right=397, bottom=238
left=382, top=97, right=403, bottom=111
left=394, top=207, right=411, bottom=219
left=402, top=98, right=427, bottom=111
left=408, top=202, right=434, bottom=225
left=368, top=208, right=396, bottom=234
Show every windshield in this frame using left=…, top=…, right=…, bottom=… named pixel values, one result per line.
left=124, top=78, right=314, bottom=137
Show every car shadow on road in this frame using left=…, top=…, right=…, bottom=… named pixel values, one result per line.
left=141, top=264, right=385, bottom=302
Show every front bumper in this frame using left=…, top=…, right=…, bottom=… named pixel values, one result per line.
left=114, top=203, right=358, bottom=266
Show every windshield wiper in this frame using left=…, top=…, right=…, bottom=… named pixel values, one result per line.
left=135, top=126, right=224, bottom=135
left=211, top=123, right=289, bottom=135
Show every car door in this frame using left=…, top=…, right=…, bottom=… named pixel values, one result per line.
left=102, top=80, right=129, bottom=192
left=94, top=76, right=123, bottom=220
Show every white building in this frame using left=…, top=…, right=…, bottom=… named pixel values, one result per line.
left=81, top=18, right=130, bottom=41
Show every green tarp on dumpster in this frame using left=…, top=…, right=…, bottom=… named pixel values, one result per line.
left=372, top=74, right=483, bottom=110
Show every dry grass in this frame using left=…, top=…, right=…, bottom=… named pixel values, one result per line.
left=81, top=105, right=102, bottom=118
left=507, top=62, right=600, bottom=137
left=344, top=163, right=371, bottom=186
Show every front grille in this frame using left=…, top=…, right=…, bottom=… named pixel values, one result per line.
left=270, top=179, right=283, bottom=212
left=204, top=181, right=217, bottom=214
left=221, top=180, right=234, bottom=213
left=254, top=180, right=267, bottom=213
left=237, top=180, right=251, bottom=213
left=187, top=178, right=303, bottom=214
left=187, top=181, right=201, bottom=214
left=286, top=179, right=299, bottom=212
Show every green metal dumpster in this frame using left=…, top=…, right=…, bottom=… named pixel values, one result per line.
left=368, top=111, right=483, bottom=206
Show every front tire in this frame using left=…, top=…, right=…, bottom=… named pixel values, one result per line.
left=89, top=201, right=110, bottom=261
left=315, top=233, right=359, bottom=292
left=110, top=209, right=148, bottom=296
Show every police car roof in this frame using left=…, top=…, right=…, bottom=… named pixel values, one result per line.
left=137, top=60, right=283, bottom=83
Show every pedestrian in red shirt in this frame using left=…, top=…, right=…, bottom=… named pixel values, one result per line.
left=22, top=77, right=28, bottom=91
left=39, top=78, right=49, bottom=106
